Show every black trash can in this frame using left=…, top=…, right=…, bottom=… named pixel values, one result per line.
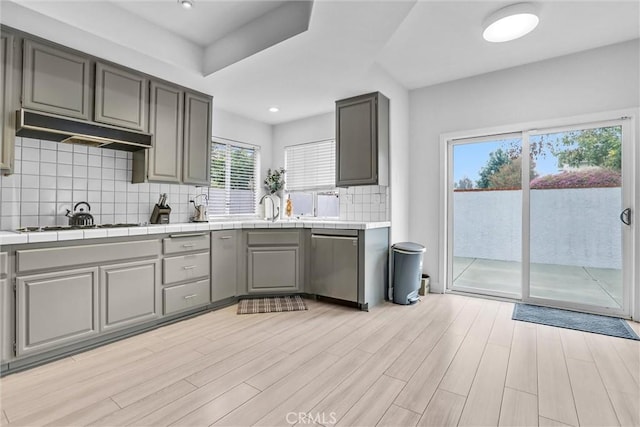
left=392, top=242, right=426, bottom=305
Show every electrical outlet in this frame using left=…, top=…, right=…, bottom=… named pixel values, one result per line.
left=373, top=194, right=381, bottom=204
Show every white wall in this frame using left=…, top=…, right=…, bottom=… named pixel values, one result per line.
left=272, top=112, right=334, bottom=168
left=212, top=107, right=273, bottom=190
left=409, top=39, right=640, bottom=293
left=454, top=188, right=622, bottom=269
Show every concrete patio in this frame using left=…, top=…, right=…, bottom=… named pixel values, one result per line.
left=453, top=257, right=623, bottom=309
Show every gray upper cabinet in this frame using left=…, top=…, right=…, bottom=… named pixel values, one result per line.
left=211, top=230, right=238, bottom=302
left=16, top=267, right=99, bottom=356
left=335, top=91, right=389, bottom=187
left=94, top=62, right=148, bottom=132
left=22, top=39, right=91, bottom=120
left=99, top=260, right=160, bottom=333
left=135, top=81, right=184, bottom=183
left=1, top=31, right=15, bottom=172
left=183, top=92, right=212, bottom=185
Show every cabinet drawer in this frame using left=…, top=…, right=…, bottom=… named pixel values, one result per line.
left=163, top=252, right=209, bottom=285
left=0, top=253, right=7, bottom=276
left=163, top=279, right=210, bottom=315
left=163, top=234, right=210, bottom=255
left=17, top=239, right=160, bottom=273
left=247, top=231, right=299, bottom=246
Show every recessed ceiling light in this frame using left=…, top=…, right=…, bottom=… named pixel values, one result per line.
left=482, top=3, right=539, bottom=43
left=269, top=107, right=279, bottom=113
left=178, top=0, right=194, bottom=10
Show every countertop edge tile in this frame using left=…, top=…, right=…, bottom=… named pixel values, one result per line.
left=0, top=221, right=390, bottom=244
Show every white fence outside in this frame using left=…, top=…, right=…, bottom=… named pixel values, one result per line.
left=453, top=187, right=622, bottom=269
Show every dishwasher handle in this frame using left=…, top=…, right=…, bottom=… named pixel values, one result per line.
left=311, top=234, right=357, bottom=241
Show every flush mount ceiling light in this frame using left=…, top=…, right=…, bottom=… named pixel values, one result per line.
left=178, top=0, right=194, bottom=10
left=482, top=3, right=539, bottom=43
left=269, top=107, right=279, bottom=113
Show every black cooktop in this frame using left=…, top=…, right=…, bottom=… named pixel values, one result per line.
left=16, top=224, right=140, bottom=232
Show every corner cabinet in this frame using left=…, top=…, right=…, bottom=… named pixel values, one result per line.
left=1, top=31, right=16, bottom=172
left=94, top=62, right=148, bottom=132
left=246, top=231, right=301, bottom=294
left=335, top=91, right=389, bottom=187
left=183, top=92, right=212, bottom=185
left=22, top=39, right=91, bottom=120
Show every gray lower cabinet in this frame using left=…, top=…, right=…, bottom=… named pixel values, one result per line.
left=163, top=279, right=210, bottom=315
left=211, top=230, right=237, bottom=301
left=247, top=246, right=299, bottom=293
left=99, top=260, right=160, bottom=333
left=335, top=91, right=389, bottom=187
left=183, top=92, right=212, bottom=185
left=94, top=62, right=148, bottom=132
left=16, top=267, right=99, bottom=356
left=1, top=31, right=15, bottom=172
left=22, top=39, right=91, bottom=120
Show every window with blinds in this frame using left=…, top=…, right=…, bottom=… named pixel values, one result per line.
left=285, top=140, right=336, bottom=191
left=285, top=140, right=338, bottom=217
left=208, top=141, right=259, bottom=216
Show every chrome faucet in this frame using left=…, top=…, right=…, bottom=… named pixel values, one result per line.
left=259, top=194, right=280, bottom=222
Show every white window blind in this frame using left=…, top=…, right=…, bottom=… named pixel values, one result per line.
left=208, top=141, right=259, bottom=216
left=285, top=140, right=336, bottom=191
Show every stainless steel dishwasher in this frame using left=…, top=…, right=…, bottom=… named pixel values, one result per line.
left=310, top=229, right=358, bottom=303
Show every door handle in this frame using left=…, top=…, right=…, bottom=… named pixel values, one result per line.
left=620, top=208, right=631, bottom=226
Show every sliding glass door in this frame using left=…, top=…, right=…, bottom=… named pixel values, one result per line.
left=448, top=118, right=633, bottom=317
left=450, top=134, right=523, bottom=299
left=524, top=122, right=631, bottom=315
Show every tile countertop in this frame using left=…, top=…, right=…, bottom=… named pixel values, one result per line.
left=0, top=220, right=391, bottom=245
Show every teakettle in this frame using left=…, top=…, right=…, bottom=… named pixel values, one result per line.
left=190, top=194, right=208, bottom=222
left=65, top=202, right=94, bottom=227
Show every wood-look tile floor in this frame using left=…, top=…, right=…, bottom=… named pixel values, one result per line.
left=1, top=294, right=639, bottom=426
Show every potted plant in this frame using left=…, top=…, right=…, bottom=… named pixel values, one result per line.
left=264, top=167, right=285, bottom=194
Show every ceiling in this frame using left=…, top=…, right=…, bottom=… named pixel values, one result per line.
left=2, top=1, right=639, bottom=125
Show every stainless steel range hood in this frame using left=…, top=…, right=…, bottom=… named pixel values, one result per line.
left=16, top=109, right=152, bottom=152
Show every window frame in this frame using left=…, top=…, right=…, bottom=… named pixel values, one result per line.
left=284, top=139, right=339, bottom=219
left=208, top=138, right=260, bottom=218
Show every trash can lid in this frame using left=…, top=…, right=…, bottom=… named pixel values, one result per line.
left=392, top=242, right=426, bottom=253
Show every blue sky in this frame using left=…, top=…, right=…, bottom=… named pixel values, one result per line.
left=453, top=138, right=559, bottom=184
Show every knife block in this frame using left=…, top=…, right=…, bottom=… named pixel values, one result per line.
left=150, top=204, right=171, bottom=224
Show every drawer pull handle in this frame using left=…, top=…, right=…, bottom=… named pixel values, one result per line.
left=183, top=265, right=197, bottom=270
left=169, top=233, right=206, bottom=238
left=219, top=236, right=232, bottom=240
left=183, top=294, right=198, bottom=300
left=182, top=244, right=196, bottom=248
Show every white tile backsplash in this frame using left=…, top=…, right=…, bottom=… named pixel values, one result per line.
left=338, top=185, right=389, bottom=222
left=0, top=137, right=203, bottom=229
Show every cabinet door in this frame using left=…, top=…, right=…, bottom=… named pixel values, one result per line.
left=0, top=277, right=12, bottom=363
left=1, top=32, right=15, bottom=171
left=94, top=62, right=148, bottom=131
left=211, top=230, right=237, bottom=301
left=147, top=81, right=183, bottom=182
left=183, top=92, right=212, bottom=185
left=310, top=235, right=358, bottom=302
left=22, top=40, right=91, bottom=120
left=16, top=267, right=99, bottom=356
left=336, top=93, right=378, bottom=186
left=100, top=260, right=159, bottom=333
left=247, top=246, right=299, bottom=293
